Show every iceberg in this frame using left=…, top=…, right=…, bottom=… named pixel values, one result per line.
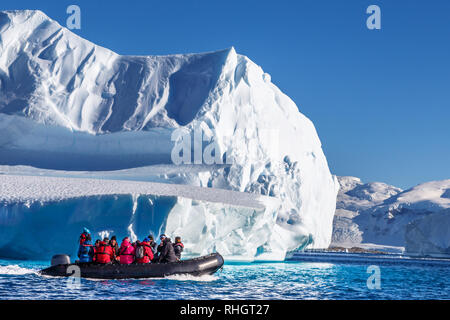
left=0, top=10, right=339, bottom=260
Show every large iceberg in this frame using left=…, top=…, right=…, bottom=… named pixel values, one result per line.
left=0, top=10, right=339, bottom=260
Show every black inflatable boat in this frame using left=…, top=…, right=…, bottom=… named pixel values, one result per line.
left=40, top=253, right=224, bottom=279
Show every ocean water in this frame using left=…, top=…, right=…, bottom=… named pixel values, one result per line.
left=0, top=258, right=448, bottom=300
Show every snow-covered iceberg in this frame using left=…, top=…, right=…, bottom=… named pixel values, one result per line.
left=0, top=10, right=339, bottom=260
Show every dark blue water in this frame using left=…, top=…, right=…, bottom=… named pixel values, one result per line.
left=0, top=259, right=448, bottom=300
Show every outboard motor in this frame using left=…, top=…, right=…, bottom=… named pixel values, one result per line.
left=51, top=254, right=71, bottom=266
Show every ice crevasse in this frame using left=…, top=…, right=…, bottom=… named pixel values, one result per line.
left=0, top=10, right=339, bottom=261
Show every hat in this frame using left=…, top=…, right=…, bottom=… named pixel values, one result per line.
left=83, top=227, right=90, bottom=234
left=143, top=237, right=150, bottom=242
left=160, top=234, right=167, bottom=239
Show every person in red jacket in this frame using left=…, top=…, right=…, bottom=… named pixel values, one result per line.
left=94, top=238, right=114, bottom=264
left=135, top=238, right=154, bottom=264
left=110, top=236, right=119, bottom=261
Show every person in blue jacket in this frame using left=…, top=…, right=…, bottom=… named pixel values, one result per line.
left=77, top=234, right=94, bottom=262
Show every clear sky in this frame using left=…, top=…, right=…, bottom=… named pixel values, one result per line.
left=2, top=0, right=449, bottom=189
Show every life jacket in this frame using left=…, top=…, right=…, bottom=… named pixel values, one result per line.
left=80, top=242, right=93, bottom=255
left=119, top=245, right=133, bottom=256
left=173, top=242, right=184, bottom=259
left=174, top=242, right=184, bottom=248
left=78, top=240, right=93, bottom=262
left=94, top=242, right=113, bottom=264
left=79, top=232, right=88, bottom=245
left=119, top=240, right=135, bottom=264
left=110, top=243, right=118, bottom=258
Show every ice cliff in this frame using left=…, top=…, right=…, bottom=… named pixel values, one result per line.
left=0, top=174, right=279, bottom=260
left=0, top=10, right=339, bottom=260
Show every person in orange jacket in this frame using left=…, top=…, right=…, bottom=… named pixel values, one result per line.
left=135, top=238, right=154, bottom=264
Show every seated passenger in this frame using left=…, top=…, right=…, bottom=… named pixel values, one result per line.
left=110, top=236, right=119, bottom=261
left=118, top=237, right=135, bottom=265
left=77, top=234, right=94, bottom=263
left=92, top=239, right=101, bottom=262
left=147, top=235, right=158, bottom=256
left=94, top=238, right=114, bottom=264
left=135, top=238, right=154, bottom=264
left=173, top=236, right=184, bottom=261
left=156, top=234, right=166, bottom=259
left=157, top=235, right=177, bottom=263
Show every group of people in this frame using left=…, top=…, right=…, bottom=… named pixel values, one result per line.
left=77, top=228, right=184, bottom=265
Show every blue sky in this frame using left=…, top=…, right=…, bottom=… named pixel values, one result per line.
left=3, top=0, right=449, bottom=189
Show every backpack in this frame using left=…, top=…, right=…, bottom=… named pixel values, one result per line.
left=135, top=245, right=145, bottom=259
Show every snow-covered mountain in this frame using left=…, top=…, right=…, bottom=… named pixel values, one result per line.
left=332, top=176, right=402, bottom=246
left=332, top=176, right=450, bottom=257
left=0, top=10, right=339, bottom=260
left=405, top=208, right=450, bottom=257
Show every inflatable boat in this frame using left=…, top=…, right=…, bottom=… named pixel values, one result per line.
left=40, top=253, right=224, bottom=279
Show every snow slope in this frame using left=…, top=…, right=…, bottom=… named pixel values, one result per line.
left=0, top=10, right=339, bottom=259
left=0, top=174, right=267, bottom=207
left=332, top=176, right=402, bottom=246
left=332, top=177, right=450, bottom=256
left=360, top=180, right=450, bottom=248
left=405, top=208, right=450, bottom=258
